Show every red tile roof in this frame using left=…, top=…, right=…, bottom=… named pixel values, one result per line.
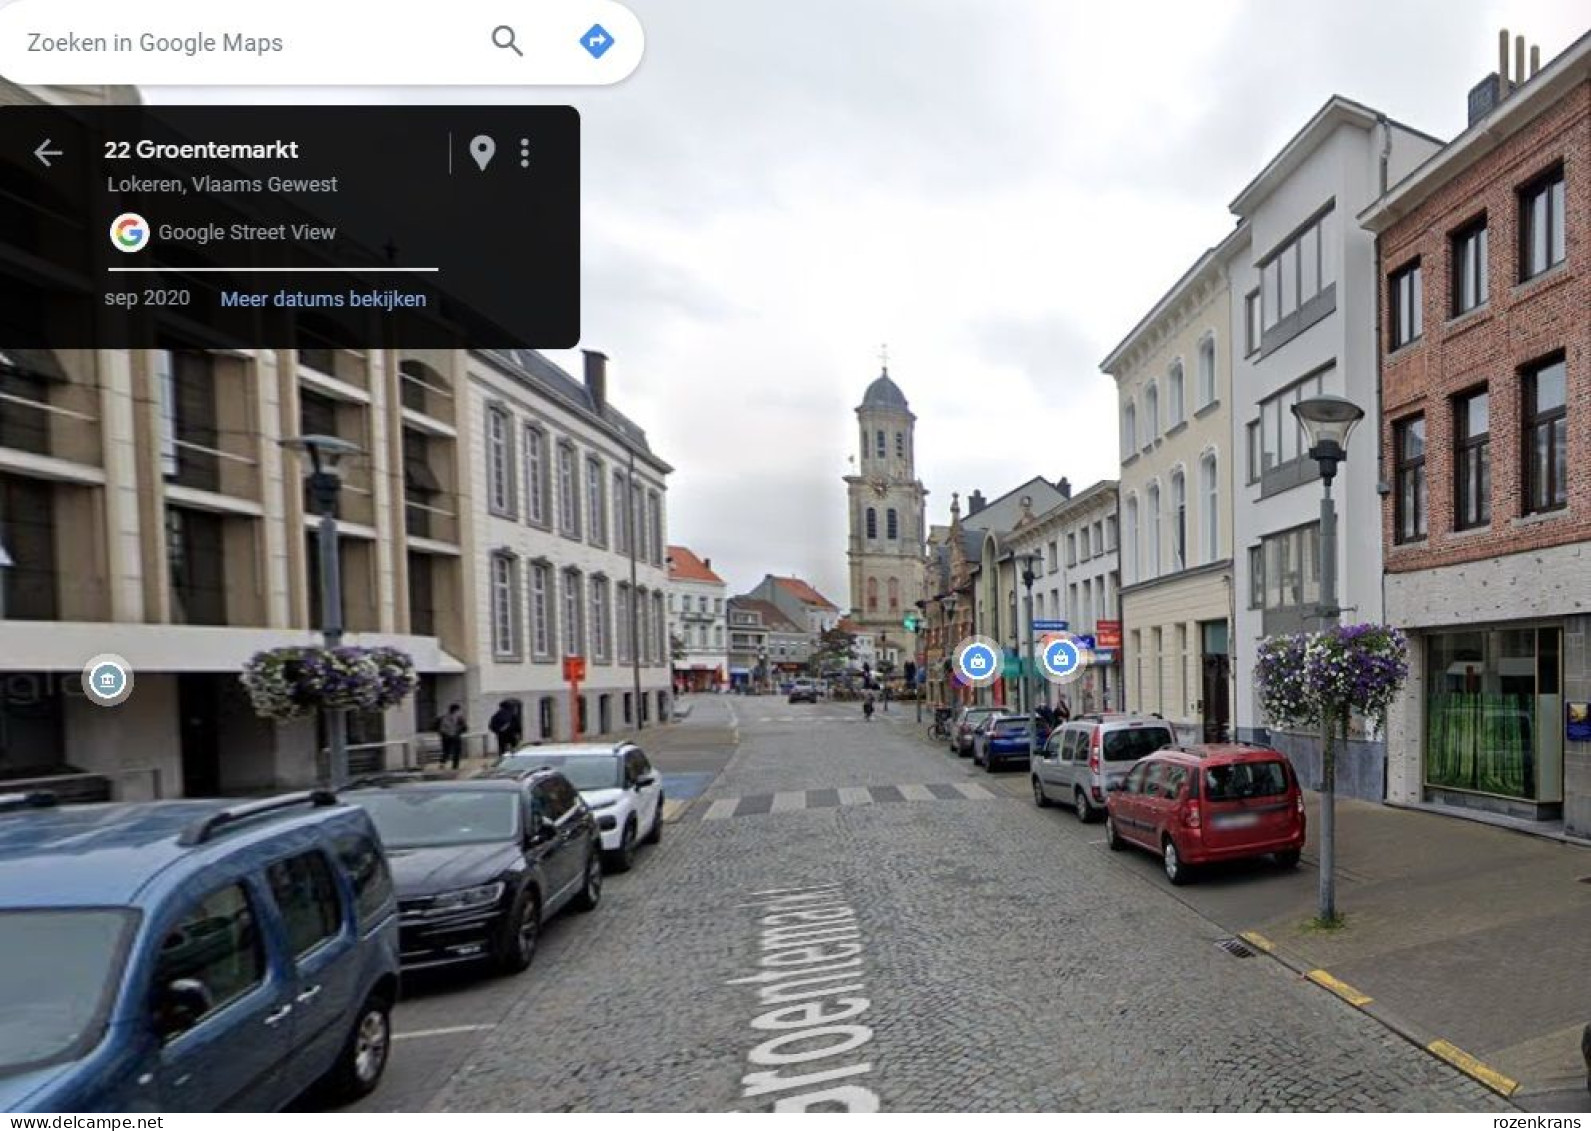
left=771, top=575, right=837, bottom=609
left=667, top=545, right=724, bottom=584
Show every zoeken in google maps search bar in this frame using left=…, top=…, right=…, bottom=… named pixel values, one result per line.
left=0, top=0, right=644, bottom=85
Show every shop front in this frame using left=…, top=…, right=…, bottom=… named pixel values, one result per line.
left=1419, top=623, right=1565, bottom=821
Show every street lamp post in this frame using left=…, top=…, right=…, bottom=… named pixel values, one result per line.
left=285, top=433, right=362, bottom=790
left=1292, top=393, right=1364, bottom=924
left=1020, top=553, right=1040, bottom=763
left=913, top=600, right=927, bottom=724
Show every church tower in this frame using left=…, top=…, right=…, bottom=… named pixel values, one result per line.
left=845, top=361, right=928, bottom=668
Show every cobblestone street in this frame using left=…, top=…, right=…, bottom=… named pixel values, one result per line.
left=368, top=697, right=1515, bottom=1112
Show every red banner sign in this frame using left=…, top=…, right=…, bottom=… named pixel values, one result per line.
left=562, top=655, right=587, bottom=683
left=1095, top=620, right=1122, bottom=650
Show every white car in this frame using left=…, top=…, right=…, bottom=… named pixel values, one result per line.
left=495, top=742, right=663, bottom=872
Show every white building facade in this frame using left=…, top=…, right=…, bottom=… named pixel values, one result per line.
left=467, top=350, right=673, bottom=743
left=666, top=545, right=728, bottom=692
left=1228, top=98, right=1441, bottom=797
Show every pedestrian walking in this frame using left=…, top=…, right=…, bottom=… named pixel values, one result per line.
left=436, top=703, right=467, bottom=770
left=863, top=693, right=875, bottom=723
left=488, top=699, right=522, bottom=758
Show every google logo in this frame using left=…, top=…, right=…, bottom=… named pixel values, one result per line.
left=109, top=212, right=150, bottom=253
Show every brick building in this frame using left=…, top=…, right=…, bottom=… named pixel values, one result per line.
left=1361, top=30, right=1589, bottom=829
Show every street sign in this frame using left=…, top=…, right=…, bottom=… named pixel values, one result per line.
left=1033, top=619, right=1069, bottom=632
left=1092, top=648, right=1116, bottom=663
left=1096, top=620, right=1122, bottom=649
left=1076, top=634, right=1096, bottom=651
left=903, top=612, right=923, bottom=632
left=562, top=655, right=587, bottom=682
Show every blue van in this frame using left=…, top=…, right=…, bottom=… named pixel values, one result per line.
left=0, top=791, right=400, bottom=1112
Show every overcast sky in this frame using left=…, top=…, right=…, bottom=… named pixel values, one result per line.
left=161, top=0, right=1586, bottom=608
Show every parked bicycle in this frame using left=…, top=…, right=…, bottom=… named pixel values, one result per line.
left=926, top=706, right=954, bottom=741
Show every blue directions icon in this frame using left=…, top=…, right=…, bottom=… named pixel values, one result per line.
left=1038, top=634, right=1087, bottom=685
left=953, top=636, right=1002, bottom=688
left=581, top=24, right=615, bottom=59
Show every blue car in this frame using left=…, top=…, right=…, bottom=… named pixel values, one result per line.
left=0, top=790, right=401, bottom=1112
left=973, top=714, right=1050, bottom=772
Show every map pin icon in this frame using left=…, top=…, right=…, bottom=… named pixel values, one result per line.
left=470, top=135, right=496, bottom=171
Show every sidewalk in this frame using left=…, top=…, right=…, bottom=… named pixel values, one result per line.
left=1168, top=792, right=1591, bottom=1109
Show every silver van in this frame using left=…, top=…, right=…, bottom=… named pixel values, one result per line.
left=1030, top=714, right=1175, bottom=822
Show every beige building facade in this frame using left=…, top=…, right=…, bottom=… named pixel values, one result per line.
left=1104, top=229, right=1243, bottom=743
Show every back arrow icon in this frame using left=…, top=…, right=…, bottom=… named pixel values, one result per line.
left=34, top=139, right=63, bottom=167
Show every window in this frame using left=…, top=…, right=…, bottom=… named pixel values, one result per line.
left=266, top=852, right=342, bottom=959
left=1261, top=207, right=1334, bottom=330
left=1256, top=370, right=1327, bottom=476
left=1167, top=362, right=1184, bottom=426
left=1394, top=416, right=1426, bottom=542
left=1246, top=420, right=1261, bottom=483
left=648, top=491, right=664, bottom=566
left=1258, top=524, right=1320, bottom=613
left=563, top=570, right=584, bottom=656
left=865, top=507, right=877, bottom=539
left=1197, top=336, right=1216, bottom=406
left=586, top=458, right=607, bottom=546
left=1519, top=166, right=1566, bottom=281
left=1524, top=356, right=1567, bottom=514
left=1122, top=401, right=1136, bottom=456
left=616, top=583, right=631, bottom=662
left=486, top=406, right=514, bottom=516
left=1067, top=533, right=1077, bottom=566
left=1047, top=540, right=1058, bottom=572
left=1244, top=290, right=1261, bottom=356
left=1247, top=546, right=1263, bottom=608
left=612, top=471, right=629, bottom=553
left=1390, top=260, right=1423, bottom=348
left=1170, top=471, right=1186, bottom=571
left=1080, top=527, right=1090, bottom=559
left=557, top=443, right=580, bottom=536
left=1105, top=517, right=1117, bottom=551
left=333, top=834, right=394, bottom=926
left=1124, top=497, right=1139, bottom=585
left=154, top=885, right=264, bottom=1036
left=654, top=592, right=666, bottom=661
left=1147, top=484, right=1161, bottom=577
left=1144, top=384, right=1159, bottom=444
left=875, top=429, right=886, bottom=459
left=866, top=577, right=878, bottom=611
left=887, top=577, right=900, bottom=612
left=895, top=432, right=904, bottom=459
left=590, top=577, right=609, bottom=661
left=1454, top=390, right=1490, bottom=530
left=1092, top=521, right=1103, bottom=556
left=531, top=562, right=552, bottom=657
left=1200, top=453, right=1218, bottom=564
left=524, top=426, right=548, bottom=526
left=1451, top=218, right=1489, bottom=315
left=491, top=553, right=519, bottom=658
left=887, top=509, right=898, bottom=540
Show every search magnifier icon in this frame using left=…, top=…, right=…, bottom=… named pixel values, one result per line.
left=491, top=25, right=523, bottom=57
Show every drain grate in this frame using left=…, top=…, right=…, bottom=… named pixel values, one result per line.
left=1216, top=937, right=1256, bottom=958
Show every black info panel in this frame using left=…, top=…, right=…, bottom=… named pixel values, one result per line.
left=0, top=105, right=580, bottom=348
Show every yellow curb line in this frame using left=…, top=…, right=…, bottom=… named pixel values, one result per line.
left=1239, top=930, right=1275, bottom=953
left=1306, top=969, right=1374, bottom=1007
left=1426, top=1039, right=1520, bottom=1097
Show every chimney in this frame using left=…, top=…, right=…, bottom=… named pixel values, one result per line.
left=582, top=349, right=608, bottom=413
left=703, top=557, right=712, bottom=570
left=1531, top=44, right=1541, bottom=76
left=967, top=490, right=986, bottom=516
left=1467, top=29, right=1515, bottom=126
left=1515, top=34, right=1526, bottom=92
left=1058, top=477, right=1072, bottom=499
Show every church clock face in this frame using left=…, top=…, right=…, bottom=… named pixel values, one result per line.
left=869, top=476, right=888, bottom=497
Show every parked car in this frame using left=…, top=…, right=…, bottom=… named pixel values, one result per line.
left=973, top=714, right=1049, bottom=772
left=494, top=743, right=663, bottom=872
left=1105, top=743, right=1306, bottom=885
left=950, top=705, right=1005, bottom=757
left=343, top=771, right=601, bottom=976
left=1031, top=714, right=1175, bottom=822
left=0, top=790, right=400, bottom=1112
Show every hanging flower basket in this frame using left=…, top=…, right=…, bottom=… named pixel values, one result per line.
left=240, top=645, right=418, bottom=721
left=1254, top=623, right=1410, bottom=734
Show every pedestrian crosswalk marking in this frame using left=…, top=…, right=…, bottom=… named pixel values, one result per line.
left=697, top=781, right=997, bottom=820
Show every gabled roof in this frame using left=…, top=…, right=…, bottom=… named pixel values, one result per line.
left=732, top=598, right=803, bottom=633
left=666, top=545, right=723, bottom=584
left=770, top=576, right=838, bottom=610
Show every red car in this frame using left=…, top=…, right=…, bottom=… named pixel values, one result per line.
left=1104, top=743, right=1305, bottom=885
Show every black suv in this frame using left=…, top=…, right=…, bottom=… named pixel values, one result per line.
left=343, top=770, right=601, bottom=976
